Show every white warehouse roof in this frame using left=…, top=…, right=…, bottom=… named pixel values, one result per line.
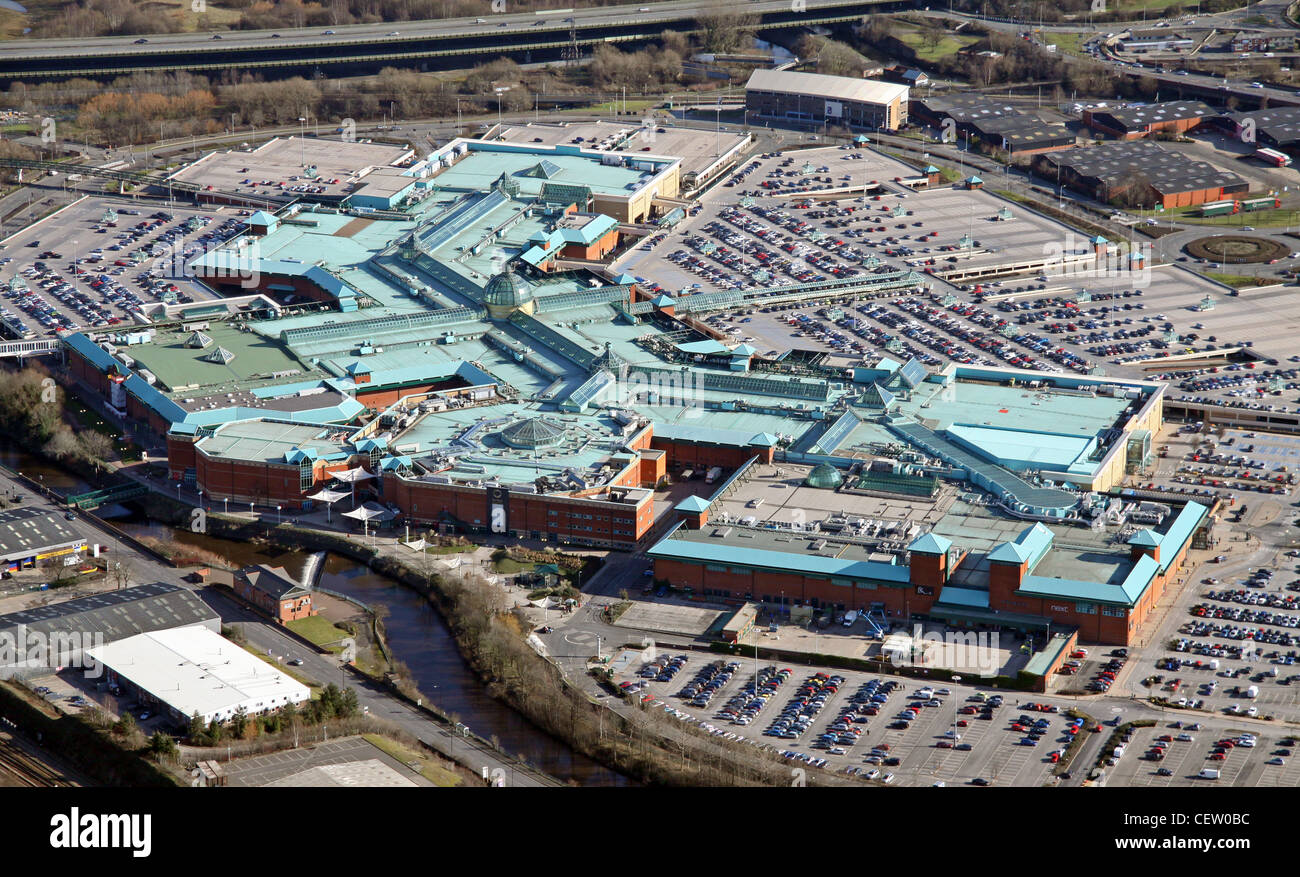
left=87, top=625, right=311, bottom=724
left=745, top=69, right=909, bottom=106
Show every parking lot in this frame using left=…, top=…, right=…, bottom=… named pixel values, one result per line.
left=0, top=197, right=231, bottom=338
left=615, top=651, right=1078, bottom=786
left=1106, top=720, right=1300, bottom=787
left=612, top=141, right=1300, bottom=417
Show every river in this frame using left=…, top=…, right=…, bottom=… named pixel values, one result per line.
left=0, top=441, right=627, bottom=784
left=109, top=516, right=628, bottom=786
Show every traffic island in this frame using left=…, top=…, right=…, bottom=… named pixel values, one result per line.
left=1184, top=234, right=1288, bottom=264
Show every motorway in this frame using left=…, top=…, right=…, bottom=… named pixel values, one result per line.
left=0, top=0, right=900, bottom=76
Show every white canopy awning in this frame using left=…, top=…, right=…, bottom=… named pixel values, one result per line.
left=306, top=488, right=350, bottom=504
left=333, top=467, right=375, bottom=483
left=342, top=502, right=394, bottom=522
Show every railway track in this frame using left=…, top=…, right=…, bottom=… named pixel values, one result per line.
left=0, top=735, right=75, bottom=787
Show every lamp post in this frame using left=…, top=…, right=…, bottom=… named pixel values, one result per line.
left=298, top=118, right=306, bottom=167
left=276, top=505, right=282, bottom=525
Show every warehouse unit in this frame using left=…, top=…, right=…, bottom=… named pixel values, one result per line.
left=1032, top=141, right=1248, bottom=208
left=1082, top=100, right=1215, bottom=140
left=745, top=69, right=908, bottom=131
left=86, top=624, right=310, bottom=725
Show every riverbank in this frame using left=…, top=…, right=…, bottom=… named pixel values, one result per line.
left=142, top=490, right=836, bottom=785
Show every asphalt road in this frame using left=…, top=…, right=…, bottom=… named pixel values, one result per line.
left=0, top=0, right=862, bottom=57
left=0, top=465, right=561, bottom=786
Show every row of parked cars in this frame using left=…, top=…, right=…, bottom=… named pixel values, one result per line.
left=677, top=660, right=739, bottom=709
left=716, top=665, right=791, bottom=726
left=763, top=672, right=845, bottom=740
left=639, top=653, right=688, bottom=683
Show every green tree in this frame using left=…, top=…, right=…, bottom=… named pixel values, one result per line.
left=230, top=705, right=249, bottom=739
left=113, top=711, right=137, bottom=736
left=148, top=731, right=178, bottom=759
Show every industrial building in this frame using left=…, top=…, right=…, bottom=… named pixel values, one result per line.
left=1082, top=100, right=1215, bottom=140
left=1032, top=141, right=1248, bottom=208
left=968, top=115, right=1076, bottom=156
left=1116, top=32, right=1196, bottom=53
left=0, top=507, right=88, bottom=572
left=1224, top=106, right=1300, bottom=151
left=744, top=69, right=908, bottom=131
left=86, top=624, right=311, bottom=725
left=909, top=93, right=1020, bottom=136
left=0, top=583, right=218, bottom=678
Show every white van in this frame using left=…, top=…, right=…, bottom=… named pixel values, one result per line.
left=1246, top=685, right=1260, bottom=698
left=1199, top=768, right=1220, bottom=780
left=843, top=610, right=859, bottom=627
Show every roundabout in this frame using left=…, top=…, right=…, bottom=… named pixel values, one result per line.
left=1184, top=235, right=1288, bottom=264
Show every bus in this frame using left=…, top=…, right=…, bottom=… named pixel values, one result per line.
left=1255, top=147, right=1292, bottom=167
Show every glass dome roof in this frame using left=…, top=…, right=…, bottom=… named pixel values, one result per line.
left=804, top=463, right=844, bottom=490
left=483, top=269, right=534, bottom=309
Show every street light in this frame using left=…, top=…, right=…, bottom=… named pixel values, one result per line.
left=276, top=505, right=282, bottom=525
left=298, top=118, right=306, bottom=167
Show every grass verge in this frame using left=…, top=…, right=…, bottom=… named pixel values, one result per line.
left=362, top=733, right=463, bottom=786
left=286, top=616, right=351, bottom=651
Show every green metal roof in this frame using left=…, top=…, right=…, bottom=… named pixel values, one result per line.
left=933, top=586, right=988, bottom=608
left=648, top=535, right=913, bottom=586
left=909, top=532, right=953, bottom=556
left=675, top=495, right=712, bottom=513
left=1153, top=501, right=1206, bottom=573
left=1024, top=633, right=1073, bottom=677
left=1127, top=529, right=1161, bottom=548
left=987, top=522, right=1054, bottom=570
left=1018, top=553, right=1159, bottom=607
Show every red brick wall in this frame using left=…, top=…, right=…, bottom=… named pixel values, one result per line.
left=195, top=454, right=311, bottom=508
left=653, top=558, right=917, bottom=613
left=382, top=473, right=652, bottom=545
left=652, top=439, right=773, bottom=469
left=909, top=553, right=946, bottom=588
left=167, top=434, right=197, bottom=479
left=356, top=383, right=441, bottom=409
left=988, top=561, right=1025, bottom=607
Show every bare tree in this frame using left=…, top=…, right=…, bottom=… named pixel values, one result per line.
left=697, top=1, right=759, bottom=55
